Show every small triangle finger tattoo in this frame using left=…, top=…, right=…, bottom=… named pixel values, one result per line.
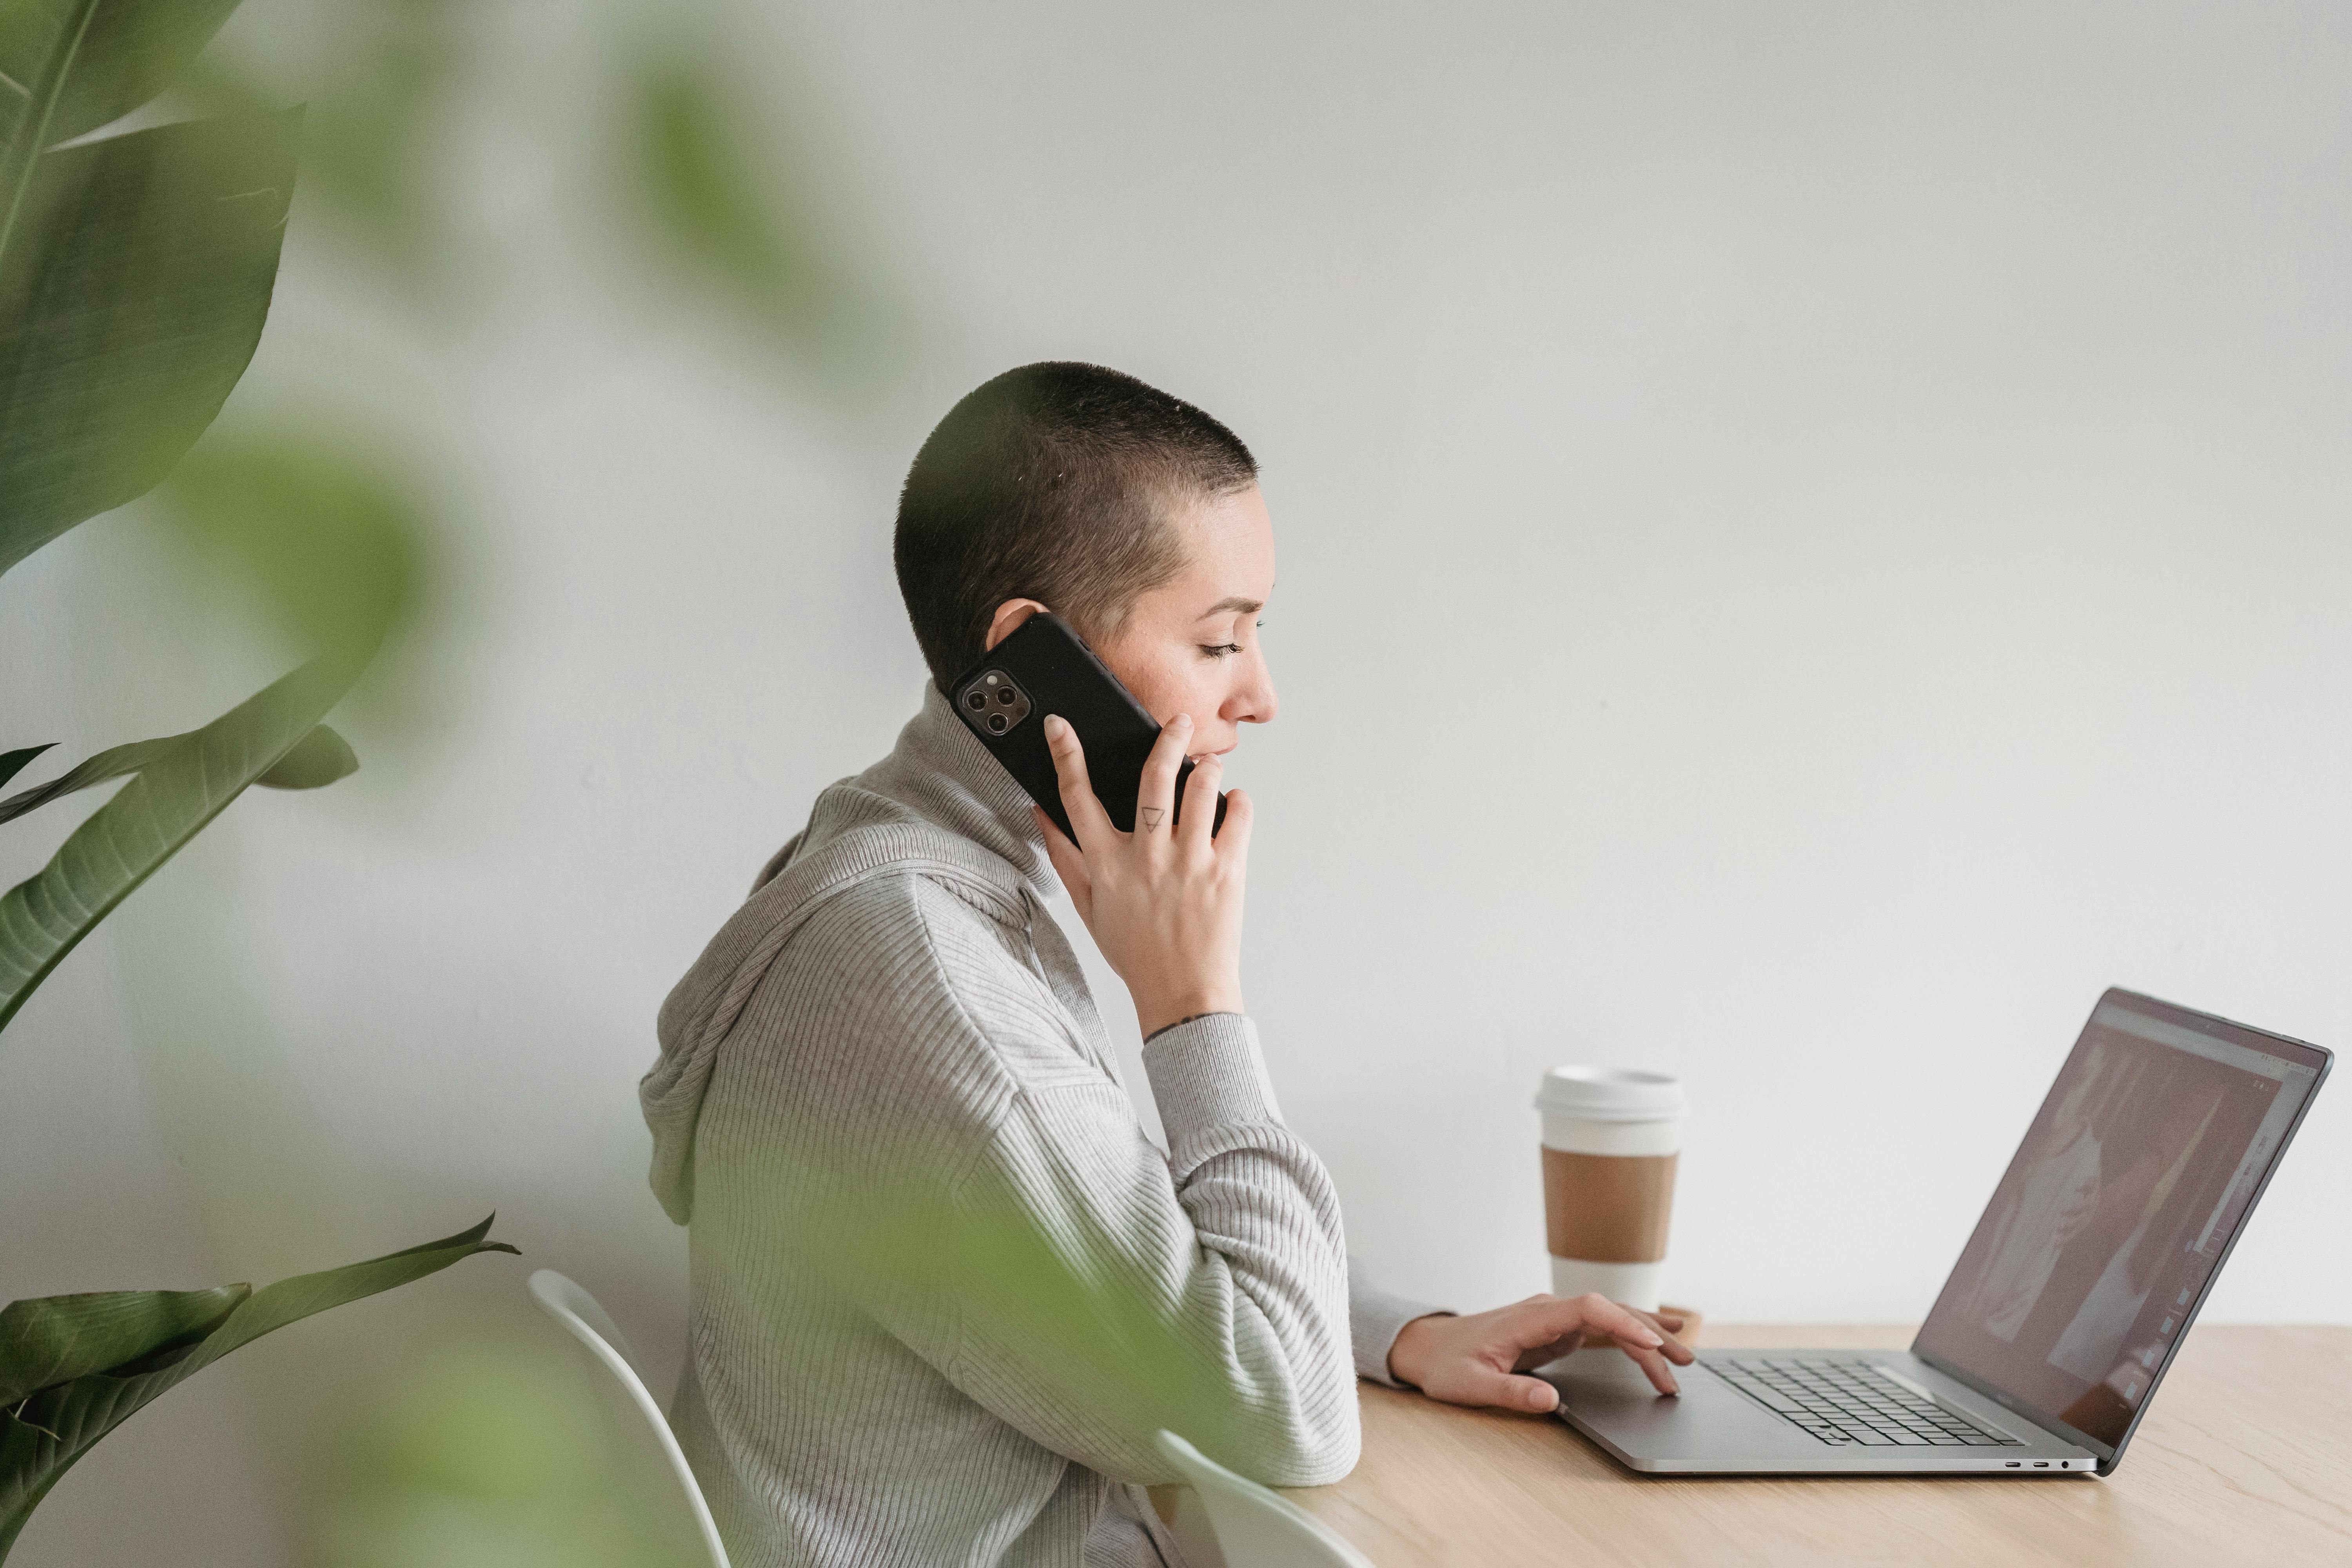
left=1140, top=806, right=1165, bottom=829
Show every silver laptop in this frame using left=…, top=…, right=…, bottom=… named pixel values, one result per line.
left=1544, top=988, right=2330, bottom=1477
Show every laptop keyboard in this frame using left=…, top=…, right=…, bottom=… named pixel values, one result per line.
left=1712, top=1358, right=2021, bottom=1447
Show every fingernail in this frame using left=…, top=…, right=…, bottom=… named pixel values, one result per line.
left=1173, top=713, right=1193, bottom=730
left=1044, top=715, right=1067, bottom=739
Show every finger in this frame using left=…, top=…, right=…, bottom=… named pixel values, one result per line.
left=1428, top=1357, right=1563, bottom=1416
left=1042, top=715, right=1115, bottom=849
left=1564, top=1294, right=1666, bottom=1352
left=1615, top=1337, right=1682, bottom=1396
left=1035, top=806, right=1091, bottom=916
left=1626, top=1306, right=1687, bottom=1339
left=1510, top=1332, right=1587, bottom=1373
left=1211, top=785, right=1253, bottom=864
left=1135, top=714, right=1191, bottom=835
left=1506, top=1294, right=1665, bottom=1357
left=1500, top=1374, right=1564, bottom=1415
left=1622, top=1307, right=1696, bottom=1364
left=1176, top=748, right=1222, bottom=851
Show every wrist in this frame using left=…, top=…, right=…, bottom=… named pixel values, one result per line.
left=1387, top=1312, right=1453, bottom=1388
left=1136, top=987, right=1243, bottom=1040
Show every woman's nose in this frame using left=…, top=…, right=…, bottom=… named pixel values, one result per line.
left=1233, top=655, right=1278, bottom=725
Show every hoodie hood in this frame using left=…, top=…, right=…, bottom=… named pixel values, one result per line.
left=640, top=684, right=1054, bottom=1223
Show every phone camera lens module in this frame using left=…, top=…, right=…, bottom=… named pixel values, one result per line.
left=966, top=691, right=987, bottom=711
left=987, top=713, right=1008, bottom=733
left=997, top=688, right=1018, bottom=705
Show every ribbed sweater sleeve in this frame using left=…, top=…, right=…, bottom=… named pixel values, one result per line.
left=1349, top=1259, right=1452, bottom=1388
left=718, top=874, right=1358, bottom=1506
left=895, top=1012, right=1356, bottom=1490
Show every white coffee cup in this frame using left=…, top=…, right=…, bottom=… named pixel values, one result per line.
left=1536, top=1066, right=1686, bottom=1311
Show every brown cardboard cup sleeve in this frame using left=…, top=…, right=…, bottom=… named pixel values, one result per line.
left=1542, top=1149, right=1677, bottom=1264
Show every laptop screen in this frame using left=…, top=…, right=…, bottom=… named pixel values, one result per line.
left=1913, top=990, right=2327, bottom=1454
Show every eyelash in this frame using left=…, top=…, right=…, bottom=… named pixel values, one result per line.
left=1199, top=620, right=1264, bottom=660
left=1200, top=621, right=1263, bottom=660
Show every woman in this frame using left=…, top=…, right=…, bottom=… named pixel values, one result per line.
left=641, top=361, right=1690, bottom=1567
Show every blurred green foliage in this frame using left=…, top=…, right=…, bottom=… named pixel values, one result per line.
left=271, top=0, right=456, bottom=273
left=159, top=432, right=430, bottom=675
left=174, top=0, right=459, bottom=283
left=1, top=0, right=513, bottom=1558
left=0, top=0, right=362, bottom=1038
left=716, top=1149, right=1301, bottom=1486
left=0, top=1219, right=516, bottom=1560
left=6, top=0, right=925, bottom=1557
left=620, top=38, right=894, bottom=387
left=312, top=1334, right=706, bottom=1568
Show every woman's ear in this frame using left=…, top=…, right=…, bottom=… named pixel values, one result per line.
left=984, top=599, right=1050, bottom=652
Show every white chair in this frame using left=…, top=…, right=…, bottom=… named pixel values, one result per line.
left=527, top=1269, right=732, bottom=1568
left=1153, top=1430, right=1376, bottom=1568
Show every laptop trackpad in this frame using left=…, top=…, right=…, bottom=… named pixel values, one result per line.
left=1540, top=1347, right=1797, bottom=1465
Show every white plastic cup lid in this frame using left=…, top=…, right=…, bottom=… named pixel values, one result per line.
left=1534, top=1065, right=1685, bottom=1122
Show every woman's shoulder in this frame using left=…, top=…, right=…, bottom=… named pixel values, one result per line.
left=785, top=866, right=1044, bottom=1017
left=769, top=866, right=1101, bottom=1090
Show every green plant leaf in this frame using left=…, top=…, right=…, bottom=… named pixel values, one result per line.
left=252, top=724, right=357, bottom=790
left=0, top=749, right=51, bottom=793
left=0, top=1288, right=246, bottom=1406
left=0, top=0, right=97, bottom=263
left=0, top=0, right=244, bottom=187
left=0, top=662, right=350, bottom=1035
left=0, top=723, right=355, bottom=827
left=0, top=736, right=173, bottom=826
left=0, top=1217, right=517, bottom=1559
left=0, top=109, right=301, bottom=581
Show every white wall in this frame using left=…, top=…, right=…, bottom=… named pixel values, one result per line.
left=4, top=1, right=2347, bottom=1561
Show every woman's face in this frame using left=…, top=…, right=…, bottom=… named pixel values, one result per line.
left=982, top=484, right=1279, bottom=762
left=1091, top=485, right=1279, bottom=760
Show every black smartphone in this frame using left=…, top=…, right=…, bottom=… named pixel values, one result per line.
left=946, top=613, right=1227, bottom=842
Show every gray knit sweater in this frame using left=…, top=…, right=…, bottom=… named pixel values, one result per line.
left=641, top=686, right=1439, bottom=1568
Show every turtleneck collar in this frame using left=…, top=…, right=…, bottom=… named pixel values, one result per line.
left=850, top=682, right=1058, bottom=898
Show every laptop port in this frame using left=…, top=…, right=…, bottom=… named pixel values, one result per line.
left=2033, top=1462, right=2049, bottom=1468
left=2006, top=1463, right=2021, bottom=1468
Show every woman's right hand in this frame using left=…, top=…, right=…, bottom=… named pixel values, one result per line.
left=1388, top=1295, right=1694, bottom=1412
left=1034, top=711, right=1253, bottom=1038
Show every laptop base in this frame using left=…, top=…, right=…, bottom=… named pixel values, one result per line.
left=1543, top=1346, right=2100, bottom=1476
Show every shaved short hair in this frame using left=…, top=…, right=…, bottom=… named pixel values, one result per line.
left=894, top=362, right=1258, bottom=687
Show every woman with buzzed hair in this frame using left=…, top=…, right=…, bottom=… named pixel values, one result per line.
left=643, top=362, right=1690, bottom=1567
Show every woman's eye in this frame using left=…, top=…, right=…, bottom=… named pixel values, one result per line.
left=1199, top=642, right=1243, bottom=659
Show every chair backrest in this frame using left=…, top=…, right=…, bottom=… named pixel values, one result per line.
left=1153, top=1431, right=1376, bottom=1568
left=527, top=1269, right=732, bottom=1568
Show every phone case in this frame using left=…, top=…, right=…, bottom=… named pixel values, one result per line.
left=945, top=613, right=1227, bottom=842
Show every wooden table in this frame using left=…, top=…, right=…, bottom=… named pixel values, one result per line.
left=1289, top=1325, right=2352, bottom=1567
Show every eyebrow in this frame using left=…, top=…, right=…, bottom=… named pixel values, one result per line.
left=1196, top=595, right=1264, bottom=619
